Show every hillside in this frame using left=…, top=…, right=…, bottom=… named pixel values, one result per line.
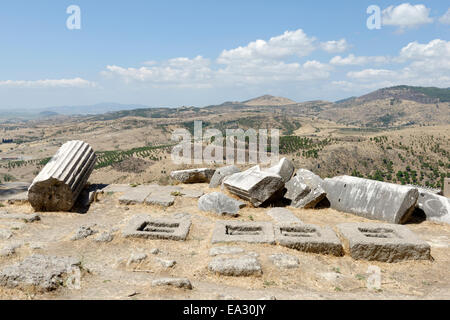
left=320, top=86, right=450, bottom=127
left=242, top=95, right=297, bottom=106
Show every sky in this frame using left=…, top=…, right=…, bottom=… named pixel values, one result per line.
left=0, top=0, right=449, bottom=110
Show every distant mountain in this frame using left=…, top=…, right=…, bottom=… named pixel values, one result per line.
left=43, top=103, right=152, bottom=115
left=320, top=85, right=450, bottom=127
left=242, top=95, right=297, bottom=106
left=38, top=111, right=59, bottom=118
left=336, top=86, right=450, bottom=106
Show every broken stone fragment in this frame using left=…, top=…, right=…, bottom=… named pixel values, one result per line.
left=415, top=189, right=450, bottom=225
left=208, top=256, right=262, bottom=276
left=285, top=169, right=326, bottom=208
left=323, top=176, right=419, bottom=224
left=209, top=165, right=241, bottom=188
left=170, top=168, right=215, bottom=183
left=266, top=207, right=302, bottom=224
left=156, top=258, right=176, bottom=268
left=198, top=192, right=243, bottom=216
left=28, top=140, right=97, bottom=212
left=263, top=158, right=294, bottom=183
left=179, top=189, right=204, bottom=198
left=118, top=185, right=159, bottom=205
left=71, top=225, right=98, bottom=241
left=223, top=165, right=285, bottom=207
left=0, top=254, right=81, bottom=292
left=209, top=246, right=245, bottom=256
left=128, top=253, right=148, bottom=264
left=152, top=277, right=193, bottom=290
left=145, top=193, right=175, bottom=207
left=94, top=231, right=114, bottom=243
left=269, top=253, right=300, bottom=269
left=0, top=242, right=22, bottom=257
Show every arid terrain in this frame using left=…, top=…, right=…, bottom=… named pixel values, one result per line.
left=0, top=85, right=449, bottom=300
left=1, top=86, right=449, bottom=190
left=0, top=183, right=449, bottom=300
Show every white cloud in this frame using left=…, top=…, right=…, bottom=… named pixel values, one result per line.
left=399, top=39, right=450, bottom=60
left=342, top=39, right=450, bottom=88
left=103, top=56, right=214, bottom=88
left=216, top=59, right=331, bottom=85
left=439, top=8, right=450, bottom=24
left=320, top=39, right=349, bottom=53
left=104, top=29, right=338, bottom=87
left=0, top=78, right=96, bottom=88
left=102, top=33, right=450, bottom=94
left=217, top=29, right=316, bottom=63
left=330, top=54, right=389, bottom=66
left=382, top=3, right=433, bottom=29
left=347, top=69, right=397, bottom=80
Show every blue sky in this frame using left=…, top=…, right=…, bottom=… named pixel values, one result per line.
left=0, top=1, right=449, bottom=110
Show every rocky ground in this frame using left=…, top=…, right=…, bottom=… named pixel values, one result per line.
left=0, top=182, right=449, bottom=300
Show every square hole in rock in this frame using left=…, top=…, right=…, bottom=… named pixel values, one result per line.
left=280, top=226, right=319, bottom=238
left=226, top=225, right=262, bottom=236
left=138, top=221, right=179, bottom=233
left=358, top=227, right=399, bottom=239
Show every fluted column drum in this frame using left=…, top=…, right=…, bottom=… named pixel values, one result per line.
left=28, top=141, right=97, bottom=211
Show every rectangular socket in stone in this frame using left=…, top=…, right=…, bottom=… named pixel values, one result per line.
left=336, top=222, right=431, bottom=262
left=123, top=214, right=191, bottom=241
left=275, top=223, right=343, bottom=256
left=212, top=221, right=275, bottom=244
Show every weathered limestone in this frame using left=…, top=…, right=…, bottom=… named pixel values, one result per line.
left=170, top=168, right=215, bottom=183
left=152, top=277, right=193, bottom=290
left=209, top=165, right=241, bottom=188
left=337, top=222, right=431, bottom=262
left=0, top=254, right=81, bottom=292
left=223, top=166, right=285, bottom=207
left=28, top=141, right=97, bottom=212
left=123, top=214, right=191, bottom=241
left=269, top=253, right=299, bottom=269
left=118, top=185, right=159, bottom=205
left=0, top=242, right=22, bottom=257
left=274, top=223, right=344, bottom=256
left=285, top=169, right=326, bottom=208
left=209, top=246, right=245, bottom=256
left=128, top=253, right=147, bottom=264
left=266, top=208, right=302, bottom=224
left=145, top=193, right=175, bottom=207
left=212, top=221, right=275, bottom=244
left=323, top=176, right=419, bottom=224
left=416, top=190, right=450, bottom=224
left=179, top=189, right=204, bottom=198
left=444, top=178, right=450, bottom=198
left=156, top=258, right=176, bottom=268
left=209, top=256, right=262, bottom=276
left=71, top=225, right=98, bottom=241
left=102, top=184, right=133, bottom=193
left=263, top=158, right=294, bottom=183
left=94, top=231, right=114, bottom=243
left=198, top=192, right=243, bottom=217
